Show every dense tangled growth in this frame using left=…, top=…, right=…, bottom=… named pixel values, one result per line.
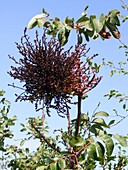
left=8, top=28, right=102, bottom=115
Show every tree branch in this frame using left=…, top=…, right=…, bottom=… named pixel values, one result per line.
left=75, top=95, right=82, bottom=137
left=67, top=108, right=71, bottom=136
left=30, top=123, right=60, bottom=153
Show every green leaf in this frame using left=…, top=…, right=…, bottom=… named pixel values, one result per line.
left=81, top=113, right=89, bottom=121
left=42, top=8, right=49, bottom=16
left=78, top=34, right=83, bottom=44
left=61, top=151, right=71, bottom=155
left=53, top=20, right=63, bottom=30
left=84, top=6, right=89, bottom=12
left=58, top=159, right=66, bottom=169
left=64, top=17, right=74, bottom=25
left=99, top=134, right=114, bottom=156
left=20, top=123, right=25, bottom=127
left=37, top=19, right=44, bottom=28
left=93, top=111, right=109, bottom=117
left=27, top=19, right=37, bottom=29
left=27, top=14, right=48, bottom=29
left=78, top=19, right=93, bottom=31
left=108, top=120, right=115, bottom=126
left=0, top=90, right=5, bottom=97
left=86, top=29, right=94, bottom=37
left=113, top=135, right=127, bottom=147
left=123, top=103, right=126, bottom=109
left=58, top=28, right=70, bottom=46
left=92, top=118, right=108, bottom=128
left=87, top=144, right=97, bottom=159
left=0, top=141, right=4, bottom=149
left=106, top=22, right=120, bottom=39
left=20, top=140, right=25, bottom=146
left=122, top=16, right=128, bottom=22
left=91, top=14, right=105, bottom=33
left=116, top=93, right=122, bottom=97
left=96, top=141, right=105, bottom=158
left=36, top=166, right=47, bottom=170
left=90, top=124, right=104, bottom=135
left=76, top=16, right=89, bottom=23
left=20, top=128, right=27, bottom=132
left=81, top=6, right=89, bottom=16
left=82, top=31, right=89, bottom=41
left=108, top=10, right=120, bottom=26
left=50, top=162, right=57, bottom=170
left=69, top=136, right=86, bottom=147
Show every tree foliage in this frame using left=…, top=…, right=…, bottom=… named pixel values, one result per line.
left=27, top=7, right=121, bottom=45
left=0, top=91, right=128, bottom=169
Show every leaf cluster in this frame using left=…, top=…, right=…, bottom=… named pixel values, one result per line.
left=27, top=8, right=121, bottom=46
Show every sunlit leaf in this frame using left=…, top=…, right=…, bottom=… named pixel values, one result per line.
left=99, top=134, right=114, bottom=156
left=93, top=111, right=109, bottom=117
left=113, top=135, right=127, bottom=147
left=37, top=19, right=44, bottom=28
left=53, top=19, right=63, bottom=30
left=27, top=14, right=48, bottom=29
left=58, top=159, right=66, bottom=169
left=92, top=118, right=109, bottom=128
left=122, top=16, right=128, bottom=22
left=69, top=136, right=86, bottom=147
left=50, top=162, right=57, bottom=170
left=76, top=16, right=89, bottom=23
left=90, top=124, right=105, bottom=136
left=87, top=144, right=97, bottom=159
left=36, top=166, right=47, bottom=170
left=108, top=10, right=120, bottom=26
left=91, top=14, right=105, bottom=33
left=81, top=113, right=89, bottom=121
left=65, top=16, right=74, bottom=25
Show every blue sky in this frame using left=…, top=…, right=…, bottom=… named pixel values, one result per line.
left=0, top=0, right=128, bottom=148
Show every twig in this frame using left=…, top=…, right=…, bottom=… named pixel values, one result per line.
left=76, top=141, right=91, bottom=157
left=118, top=39, right=128, bottom=49
left=92, top=102, right=101, bottom=118
left=64, top=141, right=91, bottom=169
left=8, top=83, right=25, bottom=90
left=42, top=107, right=45, bottom=133
left=30, top=123, right=60, bottom=153
left=120, top=0, right=128, bottom=10
left=110, top=114, right=128, bottom=127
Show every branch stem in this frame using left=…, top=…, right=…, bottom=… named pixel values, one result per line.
left=75, top=95, right=82, bottom=137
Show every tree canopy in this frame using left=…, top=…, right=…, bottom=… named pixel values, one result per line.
left=0, top=1, right=128, bottom=169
